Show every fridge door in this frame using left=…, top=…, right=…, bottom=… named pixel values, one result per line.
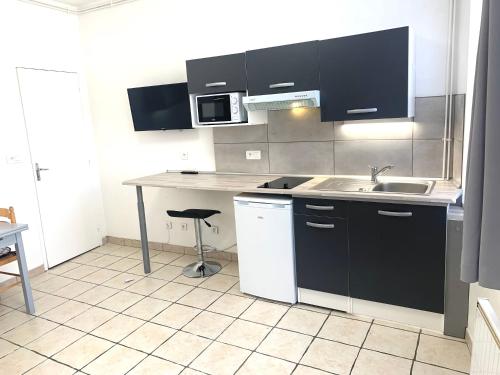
left=234, top=199, right=297, bottom=303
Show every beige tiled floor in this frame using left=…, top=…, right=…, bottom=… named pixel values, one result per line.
left=0, top=244, right=471, bottom=374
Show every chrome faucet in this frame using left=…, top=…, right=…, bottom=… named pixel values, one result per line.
left=370, top=165, right=395, bottom=183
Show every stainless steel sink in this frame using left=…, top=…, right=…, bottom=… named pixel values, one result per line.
left=372, top=181, right=434, bottom=194
left=312, top=178, right=435, bottom=195
left=313, top=178, right=374, bottom=192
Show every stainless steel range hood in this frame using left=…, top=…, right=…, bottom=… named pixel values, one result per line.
left=243, top=90, right=320, bottom=111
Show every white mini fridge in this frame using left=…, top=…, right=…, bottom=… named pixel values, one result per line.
left=233, top=194, right=297, bottom=303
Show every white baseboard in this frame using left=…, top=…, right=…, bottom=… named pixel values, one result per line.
left=351, top=298, right=444, bottom=331
left=298, top=288, right=350, bottom=311
left=297, top=288, right=444, bottom=331
left=465, top=327, right=473, bottom=352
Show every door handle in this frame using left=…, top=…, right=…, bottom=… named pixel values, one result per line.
left=269, top=82, right=295, bottom=89
left=35, top=163, right=49, bottom=181
left=377, top=210, right=413, bottom=218
left=306, top=222, right=335, bottom=229
left=305, top=204, right=334, bottom=211
left=205, top=82, right=227, bottom=88
left=346, top=108, right=378, bottom=114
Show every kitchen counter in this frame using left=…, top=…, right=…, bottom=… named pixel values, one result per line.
left=123, top=171, right=462, bottom=206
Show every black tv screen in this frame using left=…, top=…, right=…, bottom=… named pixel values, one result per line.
left=127, top=82, right=192, bottom=131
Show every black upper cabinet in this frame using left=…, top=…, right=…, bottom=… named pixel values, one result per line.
left=246, top=41, right=320, bottom=96
left=294, top=214, right=349, bottom=296
left=319, top=27, right=412, bottom=121
left=186, top=53, right=247, bottom=95
left=349, top=202, right=447, bottom=313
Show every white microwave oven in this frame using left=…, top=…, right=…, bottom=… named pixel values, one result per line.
left=195, top=92, right=247, bottom=125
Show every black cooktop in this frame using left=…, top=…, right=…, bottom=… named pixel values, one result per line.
left=258, top=176, right=312, bottom=190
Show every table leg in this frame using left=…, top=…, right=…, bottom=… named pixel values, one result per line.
left=14, top=233, right=35, bottom=314
left=136, top=185, right=151, bottom=274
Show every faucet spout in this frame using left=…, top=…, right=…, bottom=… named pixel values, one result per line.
left=370, top=165, right=395, bottom=183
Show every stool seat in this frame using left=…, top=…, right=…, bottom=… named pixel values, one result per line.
left=167, top=209, right=220, bottom=220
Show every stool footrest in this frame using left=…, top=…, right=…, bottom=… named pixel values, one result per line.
left=194, top=244, right=216, bottom=254
left=183, top=261, right=221, bottom=278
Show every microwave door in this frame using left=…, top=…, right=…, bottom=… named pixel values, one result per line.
left=197, top=95, right=231, bottom=124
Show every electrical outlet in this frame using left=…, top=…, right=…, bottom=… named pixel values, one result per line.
left=181, top=152, right=189, bottom=160
left=181, top=222, right=188, bottom=231
left=246, top=150, right=261, bottom=160
left=165, top=222, right=173, bottom=230
left=211, top=226, right=219, bottom=235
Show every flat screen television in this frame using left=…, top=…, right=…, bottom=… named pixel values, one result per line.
left=127, top=82, right=192, bottom=131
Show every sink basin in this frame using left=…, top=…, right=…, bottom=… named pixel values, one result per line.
left=371, top=181, right=434, bottom=195
left=312, top=178, right=435, bottom=195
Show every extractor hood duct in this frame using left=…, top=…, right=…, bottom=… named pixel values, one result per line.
left=243, top=90, right=320, bottom=111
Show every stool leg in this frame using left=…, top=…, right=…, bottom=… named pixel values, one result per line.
left=194, top=218, right=204, bottom=263
left=182, top=218, right=222, bottom=278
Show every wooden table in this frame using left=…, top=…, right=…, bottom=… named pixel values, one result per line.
left=0, top=223, right=34, bottom=314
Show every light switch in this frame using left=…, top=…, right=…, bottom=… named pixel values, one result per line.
left=5, top=154, right=24, bottom=164
left=246, top=150, right=261, bottom=160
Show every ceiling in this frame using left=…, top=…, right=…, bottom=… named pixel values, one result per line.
left=53, top=0, right=98, bottom=5
left=22, top=0, right=136, bottom=13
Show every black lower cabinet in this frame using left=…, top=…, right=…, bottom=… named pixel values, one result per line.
left=294, top=214, right=348, bottom=296
left=349, top=202, right=447, bottom=313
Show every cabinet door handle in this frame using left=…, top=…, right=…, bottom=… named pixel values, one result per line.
left=306, top=222, right=335, bottom=229
left=205, top=82, right=227, bottom=88
left=305, top=204, right=334, bottom=211
left=377, top=210, right=413, bottom=217
left=346, top=108, right=378, bottom=114
left=269, top=82, right=295, bottom=89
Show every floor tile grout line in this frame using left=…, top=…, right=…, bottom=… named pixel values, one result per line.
left=211, top=297, right=271, bottom=373
left=412, top=359, right=470, bottom=374
left=19, top=280, right=449, bottom=358
left=292, top=308, right=332, bottom=374
left=4, top=332, right=90, bottom=374
left=349, top=317, right=374, bottom=375
left=177, top=286, right=262, bottom=368
left=32, top=301, right=462, bottom=375
left=2, top=246, right=470, bottom=374
left=8, top=251, right=234, bottom=303
left=19, top=347, right=84, bottom=374
left=410, top=329, right=422, bottom=373
left=4, top=302, right=468, bottom=375
left=3, top=290, right=447, bottom=369
left=190, top=299, right=294, bottom=374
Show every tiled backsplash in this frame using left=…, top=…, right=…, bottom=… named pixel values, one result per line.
left=214, top=95, right=465, bottom=182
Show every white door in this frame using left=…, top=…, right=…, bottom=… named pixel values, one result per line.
left=17, top=68, right=102, bottom=267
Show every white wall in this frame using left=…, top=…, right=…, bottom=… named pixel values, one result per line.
left=79, top=0, right=469, bottom=251
left=0, top=1, right=105, bottom=277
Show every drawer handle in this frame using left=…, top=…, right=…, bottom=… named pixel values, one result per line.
left=269, top=82, right=295, bottom=89
left=306, top=222, right=335, bottom=229
left=205, top=82, right=227, bottom=88
left=378, top=210, right=413, bottom=217
left=346, top=108, right=378, bottom=114
left=305, top=204, right=334, bottom=211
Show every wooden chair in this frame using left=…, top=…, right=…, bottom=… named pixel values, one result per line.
left=0, top=207, right=19, bottom=274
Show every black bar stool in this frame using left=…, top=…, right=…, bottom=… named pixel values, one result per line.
left=166, top=209, right=222, bottom=278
